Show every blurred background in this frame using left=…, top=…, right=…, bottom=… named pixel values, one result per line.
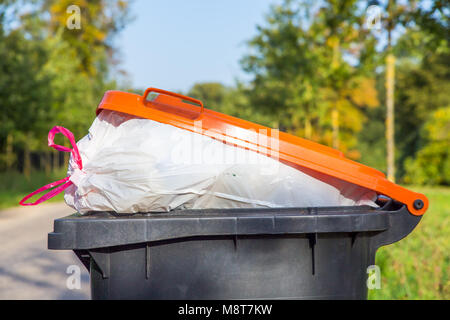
left=0, top=0, right=448, bottom=299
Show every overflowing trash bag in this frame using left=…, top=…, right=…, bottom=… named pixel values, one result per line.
left=63, top=109, right=377, bottom=213
left=20, top=89, right=389, bottom=214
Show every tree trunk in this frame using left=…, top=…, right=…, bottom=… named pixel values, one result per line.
left=52, top=149, right=59, bottom=171
left=42, top=152, right=51, bottom=175
left=331, top=36, right=340, bottom=149
left=386, top=53, right=395, bottom=182
left=332, top=105, right=339, bottom=149
left=304, top=117, right=312, bottom=140
left=6, top=133, right=14, bottom=169
left=23, top=135, right=31, bottom=179
left=64, top=140, right=69, bottom=166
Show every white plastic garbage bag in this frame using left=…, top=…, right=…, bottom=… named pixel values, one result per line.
left=64, top=110, right=378, bottom=213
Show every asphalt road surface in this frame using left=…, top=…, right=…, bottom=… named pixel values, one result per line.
left=0, top=202, right=90, bottom=299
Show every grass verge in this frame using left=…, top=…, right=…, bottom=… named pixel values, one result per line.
left=0, top=169, right=66, bottom=209
left=369, top=186, right=450, bottom=299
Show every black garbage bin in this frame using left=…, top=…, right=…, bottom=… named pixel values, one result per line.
left=48, top=199, right=421, bottom=300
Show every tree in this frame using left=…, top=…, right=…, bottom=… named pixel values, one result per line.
left=241, top=0, right=379, bottom=158
left=0, top=0, right=132, bottom=174
left=385, top=0, right=449, bottom=181
left=188, top=82, right=228, bottom=109
left=313, top=0, right=379, bottom=150
left=187, top=82, right=277, bottom=127
left=0, top=26, right=52, bottom=175
left=43, top=0, right=132, bottom=76
left=394, top=48, right=450, bottom=181
left=382, top=0, right=399, bottom=182
left=241, top=1, right=322, bottom=134
left=371, top=0, right=449, bottom=182
left=404, top=106, right=450, bottom=185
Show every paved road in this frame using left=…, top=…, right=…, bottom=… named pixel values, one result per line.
left=0, top=202, right=90, bottom=299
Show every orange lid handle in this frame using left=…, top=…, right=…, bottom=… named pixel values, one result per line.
left=143, top=87, right=204, bottom=113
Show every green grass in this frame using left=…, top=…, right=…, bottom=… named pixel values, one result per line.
left=369, top=186, right=450, bottom=300
left=0, top=169, right=66, bottom=209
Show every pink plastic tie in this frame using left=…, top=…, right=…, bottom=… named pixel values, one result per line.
left=19, top=126, right=82, bottom=206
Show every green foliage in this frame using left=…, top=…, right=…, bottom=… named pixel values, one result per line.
left=394, top=49, right=450, bottom=181
left=357, top=101, right=387, bottom=172
left=240, top=1, right=320, bottom=129
left=44, top=0, right=132, bottom=76
left=41, top=31, right=117, bottom=139
left=0, top=27, right=53, bottom=145
left=241, top=0, right=379, bottom=157
left=187, top=82, right=278, bottom=127
left=404, top=107, right=450, bottom=185
left=0, top=169, right=66, bottom=209
left=0, top=0, right=130, bottom=171
left=188, top=82, right=228, bottom=110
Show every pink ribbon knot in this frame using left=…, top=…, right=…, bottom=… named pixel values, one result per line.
left=19, top=126, right=82, bottom=206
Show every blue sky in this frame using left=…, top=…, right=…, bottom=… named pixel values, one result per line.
left=118, top=0, right=281, bottom=92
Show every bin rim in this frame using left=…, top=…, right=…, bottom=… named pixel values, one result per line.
left=48, top=204, right=422, bottom=250
left=96, top=88, right=428, bottom=216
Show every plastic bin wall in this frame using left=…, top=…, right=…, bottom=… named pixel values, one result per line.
left=48, top=201, right=421, bottom=299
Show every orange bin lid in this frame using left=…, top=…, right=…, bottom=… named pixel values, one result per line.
left=96, top=87, right=428, bottom=216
